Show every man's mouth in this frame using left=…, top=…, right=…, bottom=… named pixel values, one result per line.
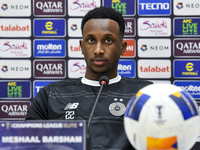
left=93, top=60, right=106, bottom=65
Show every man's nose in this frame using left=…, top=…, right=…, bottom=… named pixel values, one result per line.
left=94, top=42, right=104, bottom=55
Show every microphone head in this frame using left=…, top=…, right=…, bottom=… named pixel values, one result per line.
left=99, top=76, right=109, bottom=86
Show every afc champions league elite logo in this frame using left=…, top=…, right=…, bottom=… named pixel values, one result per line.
left=109, top=98, right=126, bottom=116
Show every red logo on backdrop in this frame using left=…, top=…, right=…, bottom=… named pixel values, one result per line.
left=34, top=60, right=66, bottom=78
left=0, top=101, right=31, bottom=119
left=121, top=39, right=135, bottom=58
left=34, top=0, right=65, bottom=16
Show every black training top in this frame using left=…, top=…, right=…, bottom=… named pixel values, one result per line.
left=26, top=76, right=152, bottom=150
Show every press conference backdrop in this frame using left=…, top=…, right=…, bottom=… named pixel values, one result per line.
left=0, top=0, right=200, bottom=149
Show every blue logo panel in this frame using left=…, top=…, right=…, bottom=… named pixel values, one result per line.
left=0, top=81, right=31, bottom=99
left=103, top=0, right=135, bottom=16
left=33, top=80, right=57, bottom=97
left=138, top=0, right=171, bottom=15
left=174, top=18, right=200, bottom=36
left=34, top=39, right=66, bottom=57
left=174, top=81, right=200, bottom=99
left=118, top=60, right=135, bottom=77
left=174, top=60, right=200, bottom=78
left=34, top=19, right=66, bottom=37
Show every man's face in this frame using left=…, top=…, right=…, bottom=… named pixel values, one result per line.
left=80, top=19, right=126, bottom=79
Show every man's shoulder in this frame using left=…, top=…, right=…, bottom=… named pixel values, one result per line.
left=121, top=77, right=153, bottom=85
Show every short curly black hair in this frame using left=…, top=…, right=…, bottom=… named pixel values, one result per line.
left=81, top=6, right=125, bottom=37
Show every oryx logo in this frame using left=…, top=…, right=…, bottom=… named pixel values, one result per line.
left=176, top=2, right=183, bottom=9
left=109, top=98, right=126, bottom=116
left=141, top=44, right=148, bottom=51
left=1, top=4, right=8, bottom=10
left=64, top=103, right=79, bottom=110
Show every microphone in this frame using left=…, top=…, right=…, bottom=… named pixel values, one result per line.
left=86, top=76, right=109, bottom=150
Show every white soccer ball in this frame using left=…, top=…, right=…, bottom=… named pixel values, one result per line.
left=124, top=83, right=199, bottom=150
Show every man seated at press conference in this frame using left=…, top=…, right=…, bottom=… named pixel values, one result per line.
left=26, top=7, right=152, bottom=150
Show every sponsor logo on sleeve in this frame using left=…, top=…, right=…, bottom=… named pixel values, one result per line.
left=0, top=60, right=31, bottom=78
left=0, top=0, right=31, bottom=17
left=124, top=18, right=135, bottom=37
left=34, top=60, right=66, bottom=78
left=174, top=0, right=200, bottom=16
left=138, top=18, right=171, bottom=37
left=117, top=60, right=135, bottom=77
left=174, top=80, right=200, bottom=99
left=174, top=18, right=200, bottom=36
left=68, top=39, right=84, bottom=58
left=34, top=19, right=66, bottom=37
left=174, top=38, right=200, bottom=57
left=138, top=59, right=171, bottom=78
left=68, top=59, right=86, bottom=78
left=0, top=19, right=31, bottom=37
left=174, top=60, right=200, bottom=78
left=34, top=39, right=66, bottom=58
left=0, top=39, right=31, bottom=58
left=34, top=0, right=66, bottom=16
left=68, top=0, right=100, bottom=16
left=138, top=0, right=171, bottom=16
left=68, top=18, right=82, bottom=37
left=33, top=80, right=57, bottom=97
left=0, top=101, right=31, bottom=119
left=103, top=0, right=135, bottom=16
left=0, top=81, right=31, bottom=99
left=120, top=39, right=135, bottom=58
left=138, top=39, right=171, bottom=57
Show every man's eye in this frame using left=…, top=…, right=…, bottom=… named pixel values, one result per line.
left=88, top=38, right=95, bottom=43
left=105, top=38, right=112, bottom=44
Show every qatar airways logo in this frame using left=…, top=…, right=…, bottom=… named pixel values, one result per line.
left=68, top=0, right=100, bottom=16
left=138, top=18, right=171, bottom=37
left=68, top=59, right=86, bottom=78
left=138, top=59, right=171, bottom=78
left=0, top=40, right=31, bottom=58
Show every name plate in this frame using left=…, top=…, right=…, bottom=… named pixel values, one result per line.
left=0, top=120, right=86, bottom=150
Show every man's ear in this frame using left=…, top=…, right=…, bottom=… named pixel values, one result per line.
left=79, top=40, right=84, bottom=54
left=120, top=41, right=127, bottom=55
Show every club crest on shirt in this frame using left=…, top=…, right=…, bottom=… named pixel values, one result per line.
left=109, top=98, right=126, bottom=116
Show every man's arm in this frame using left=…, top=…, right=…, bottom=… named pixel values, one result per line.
left=26, top=85, right=50, bottom=120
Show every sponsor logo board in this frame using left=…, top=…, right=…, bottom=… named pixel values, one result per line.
left=121, top=39, right=135, bottom=58
left=138, top=39, right=171, bottom=57
left=174, top=60, right=200, bottom=78
left=138, top=0, right=171, bottom=16
left=68, top=18, right=82, bottom=37
left=34, top=19, right=66, bottom=37
left=33, top=80, right=58, bottom=97
left=138, top=59, right=171, bottom=78
left=174, top=38, right=200, bottom=57
left=0, top=39, right=31, bottom=58
left=138, top=18, right=171, bottom=37
left=0, top=19, right=31, bottom=37
left=0, top=101, right=31, bottom=120
left=124, top=18, right=135, bottom=37
left=174, top=80, right=200, bottom=99
left=103, top=0, right=135, bottom=16
left=68, top=0, right=101, bottom=16
left=0, top=81, right=31, bottom=99
left=68, top=59, right=86, bottom=78
left=117, top=60, right=135, bottom=78
left=0, top=60, right=31, bottom=78
left=34, top=0, right=66, bottom=16
left=174, top=18, right=200, bottom=36
left=68, top=39, right=83, bottom=58
left=0, top=0, right=31, bottom=17
left=34, top=60, right=66, bottom=78
left=174, top=0, right=200, bottom=16
left=34, top=39, right=66, bottom=58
